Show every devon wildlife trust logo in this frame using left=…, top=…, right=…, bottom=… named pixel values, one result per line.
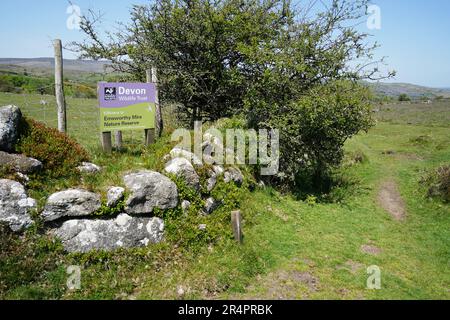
left=104, top=87, right=117, bottom=101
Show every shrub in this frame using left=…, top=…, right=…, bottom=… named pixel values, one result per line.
left=215, top=116, right=248, bottom=131
left=15, top=118, right=89, bottom=178
left=422, top=165, right=450, bottom=203
left=92, top=200, right=126, bottom=217
left=0, top=163, right=15, bottom=180
left=0, top=74, right=54, bottom=95
left=74, top=0, right=392, bottom=192
left=74, top=0, right=389, bottom=127
left=246, top=81, right=374, bottom=188
left=65, top=83, right=97, bottom=99
left=398, top=93, right=411, bottom=102
left=343, top=150, right=369, bottom=167
left=0, top=76, right=16, bottom=93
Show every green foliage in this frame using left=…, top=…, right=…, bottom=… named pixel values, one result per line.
left=15, top=118, right=89, bottom=178
left=75, top=0, right=387, bottom=127
left=93, top=200, right=126, bottom=217
left=158, top=168, right=252, bottom=249
left=290, top=165, right=362, bottom=204
left=215, top=116, right=248, bottom=130
left=398, top=93, right=411, bottom=102
left=305, top=195, right=317, bottom=206
left=1, top=110, right=449, bottom=299
left=0, top=73, right=53, bottom=95
left=64, top=83, right=97, bottom=99
left=343, top=150, right=369, bottom=167
left=0, top=76, right=18, bottom=93
left=76, top=0, right=288, bottom=124
left=0, top=72, right=97, bottom=98
left=422, top=165, right=450, bottom=203
left=250, top=81, right=374, bottom=187
left=210, top=172, right=248, bottom=209
left=0, top=163, right=15, bottom=180
left=75, top=0, right=385, bottom=189
left=160, top=174, right=224, bottom=248
left=374, top=100, right=450, bottom=127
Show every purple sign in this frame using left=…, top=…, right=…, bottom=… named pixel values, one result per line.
left=98, top=82, right=156, bottom=108
left=98, top=82, right=156, bottom=132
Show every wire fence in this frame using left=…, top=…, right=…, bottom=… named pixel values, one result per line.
left=0, top=91, right=179, bottom=150
left=0, top=92, right=97, bottom=147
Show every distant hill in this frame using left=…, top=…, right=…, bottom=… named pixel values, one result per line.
left=0, top=57, right=115, bottom=85
left=365, top=82, right=450, bottom=99
left=1, top=58, right=449, bottom=99
left=0, top=57, right=111, bottom=74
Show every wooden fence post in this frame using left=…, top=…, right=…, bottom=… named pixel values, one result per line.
left=145, top=69, right=156, bottom=145
left=114, top=131, right=123, bottom=150
left=151, top=67, right=163, bottom=137
left=102, top=132, right=112, bottom=154
left=231, top=210, right=243, bottom=244
left=54, top=39, right=67, bottom=133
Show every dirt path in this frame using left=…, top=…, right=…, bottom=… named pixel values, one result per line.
left=377, top=180, right=407, bottom=221
left=230, top=259, right=319, bottom=300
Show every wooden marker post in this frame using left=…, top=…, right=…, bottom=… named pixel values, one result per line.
left=115, top=131, right=123, bottom=150
left=54, top=39, right=67, bottom=133
left=145, top=69, right=156, bottom=146
left=151, top=66, right=163, bottom=137
left=102, top=132, right=112, bottom=154
left=231, top=210, right=243, bottom=244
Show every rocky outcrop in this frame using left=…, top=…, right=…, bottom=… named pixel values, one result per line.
left=77, top=162, right=102, bottom=174
left=206, top=165, right=224, bottom=192
left=181, top=200, right=191, bottom=214
left=106, top=187, right=125, bottom=207
left=202, top=134, right=224, bottom=165
left=0, top=151, right=43, bottom=174
left=224, top=167, right=244, bottom=186
left=124, top=170, right=178, bottom=214
left=204, top=197, right=221, bottom=215
left=41, top=189, right=102, bottom=222
left=164, top=157, right=200, bottom=190
left=0, top=105, right=21, bottom=152
left=170, top=147, right=203, bottom=166
left=51, top=213, right=164, bottom=253
left=0, top=179, right=35, bottom=231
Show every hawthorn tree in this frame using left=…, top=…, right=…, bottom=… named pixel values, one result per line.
left=74, top=0, right=292, bottom=125
left=73, top=0, right=393, bottom=187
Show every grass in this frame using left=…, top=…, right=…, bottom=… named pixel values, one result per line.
left=374, top=100, right=450, bottom=127
left=0, top=92, right=449, bottom=299
left=227, top=122, right=450, bottom=299
left=0, top=92, right=100, bottom=147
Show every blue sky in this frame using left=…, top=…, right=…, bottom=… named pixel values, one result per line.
left=0, top=0, right=449, bottom=87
